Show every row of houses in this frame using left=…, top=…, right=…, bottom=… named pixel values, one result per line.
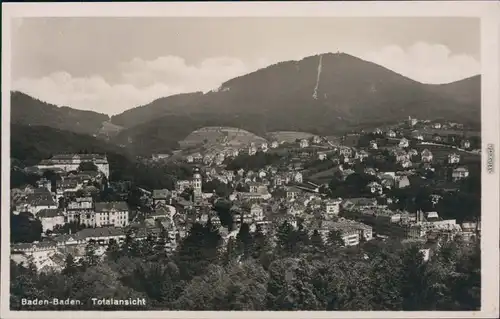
left=36, top=200, right=130, bottom=232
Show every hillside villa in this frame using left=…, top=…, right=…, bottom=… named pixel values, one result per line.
left=36, top=154, right=110, bottom=178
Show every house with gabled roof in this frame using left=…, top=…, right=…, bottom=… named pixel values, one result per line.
left=452, top=167, right=469, bottom=181
left=387, top=130, right=396, bottom=138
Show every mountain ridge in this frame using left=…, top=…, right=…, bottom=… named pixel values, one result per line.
left=10, top=52, right=481, bottom=156
left=10, top=91, right=111, bottom=136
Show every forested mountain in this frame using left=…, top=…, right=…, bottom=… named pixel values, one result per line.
left=110, top=92, right=204, bottom=128
left=10, top=124, right=193, bottom=190
left=11, top=91, right=110, bottom=136
left=110, top=53, right=480, bottom=153
left=12, top=53, right=481, bottom=155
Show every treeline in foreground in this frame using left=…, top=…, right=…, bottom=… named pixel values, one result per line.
left=11, top=223, right=480, bottom=311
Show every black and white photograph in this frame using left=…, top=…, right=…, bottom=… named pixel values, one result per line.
left=1, top=2, right=499, bottom=319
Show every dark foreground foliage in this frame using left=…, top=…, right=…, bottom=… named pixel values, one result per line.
left=11, top=223, right=480, bottom=311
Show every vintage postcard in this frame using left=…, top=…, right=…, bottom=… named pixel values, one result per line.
left=1, top=1, right=499, bottom=319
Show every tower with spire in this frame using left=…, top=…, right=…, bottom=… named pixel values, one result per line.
left=192, top=167, right=202, bottom=201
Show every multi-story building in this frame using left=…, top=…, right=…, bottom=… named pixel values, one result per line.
left=324, top=199, right=342, bottom=216
left=37, top=154, right=110, bottom=178
left=38, top=208, right=65, bottom=232
left=94, top=201, right=130, bottom=228
left=284, top=186, right=301, bottom=201
left=66, top=197, right=94, bottom=223
left=320, top=219, right=372, bottom=246
left=248, top=182, right=269, bottom=194
left=67, top=197, right=93, bottom=210
left=250, top=203, right=264, bottom=222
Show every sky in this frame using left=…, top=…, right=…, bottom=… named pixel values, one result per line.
left=11, top=17, right=480, bottom=115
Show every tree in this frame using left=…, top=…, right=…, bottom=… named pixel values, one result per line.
left=78, top=161, right=99, bottom=172
left=214, top=200, right=234, bottom=230
left=62, top=254, right=79, bottom=276
left=42, top=169, right=58, bottom=191
left=295, top=221, right=310, bottom=251
left=10, top=212, right=43, bottom=243
left=105, top=239, right=121, bottom=261
left=11, top=169, right=38, bottom=189
left=266, top=258, right=322, bottom=310
left=202, top=180, right=231, bottom=198
left=10, top=261, right=43, bottom=309
left=126, top=186, right=143, bottom=209
left=236, top=223, right=254, bottom=259
left=235, top=183, right=250, bottom=192
left=398, top=245, right=433, bottom=310
left=275, top=221, right=297, bottom=255
left=414, top=187, right=434, bottom=212
left=180, top=188, right=194, bottom=201
left=153, top=229, right=169, bottom=260
left=310, top=230, right=325, bottom=253
left=172, top=261, right=268, bottom=310
left=124, top=261, right=180, bottom=307
left=175, top=223, right=222, bottom=280
left=327, top=230, right=344, bottom=249
left=82, top=240, right=100, bottom=269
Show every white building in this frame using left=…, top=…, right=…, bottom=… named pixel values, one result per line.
left=299, top=139, right=309, bottom=148
left=448, top=153, right=460, bottom=164
left=37, top=154, right=110, bottom=178
left=38, top=209, right=65, bottom=232
left=293, top=172, right=303, bottom=183
left=324, top=199, right=341, bottom=216
left=94, top=201, right=130, bottom=228
left=452, top=167, right=469, bottom=181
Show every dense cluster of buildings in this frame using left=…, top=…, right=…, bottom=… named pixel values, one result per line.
left=10, top=117, right=481, bottom=272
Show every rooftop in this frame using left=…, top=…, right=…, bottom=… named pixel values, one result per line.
left=95, top=201, right=129, bottom=212
left=37, top=208, right=64, bottom=218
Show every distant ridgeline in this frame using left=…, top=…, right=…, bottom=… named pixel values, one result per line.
left=11, top=52, right=481, bottom=156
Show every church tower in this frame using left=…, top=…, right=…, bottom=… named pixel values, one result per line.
left=192, top=168, right=202, bottom=201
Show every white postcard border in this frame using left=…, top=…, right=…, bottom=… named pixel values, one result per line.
left=1, top=1, right=499, bottom=319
